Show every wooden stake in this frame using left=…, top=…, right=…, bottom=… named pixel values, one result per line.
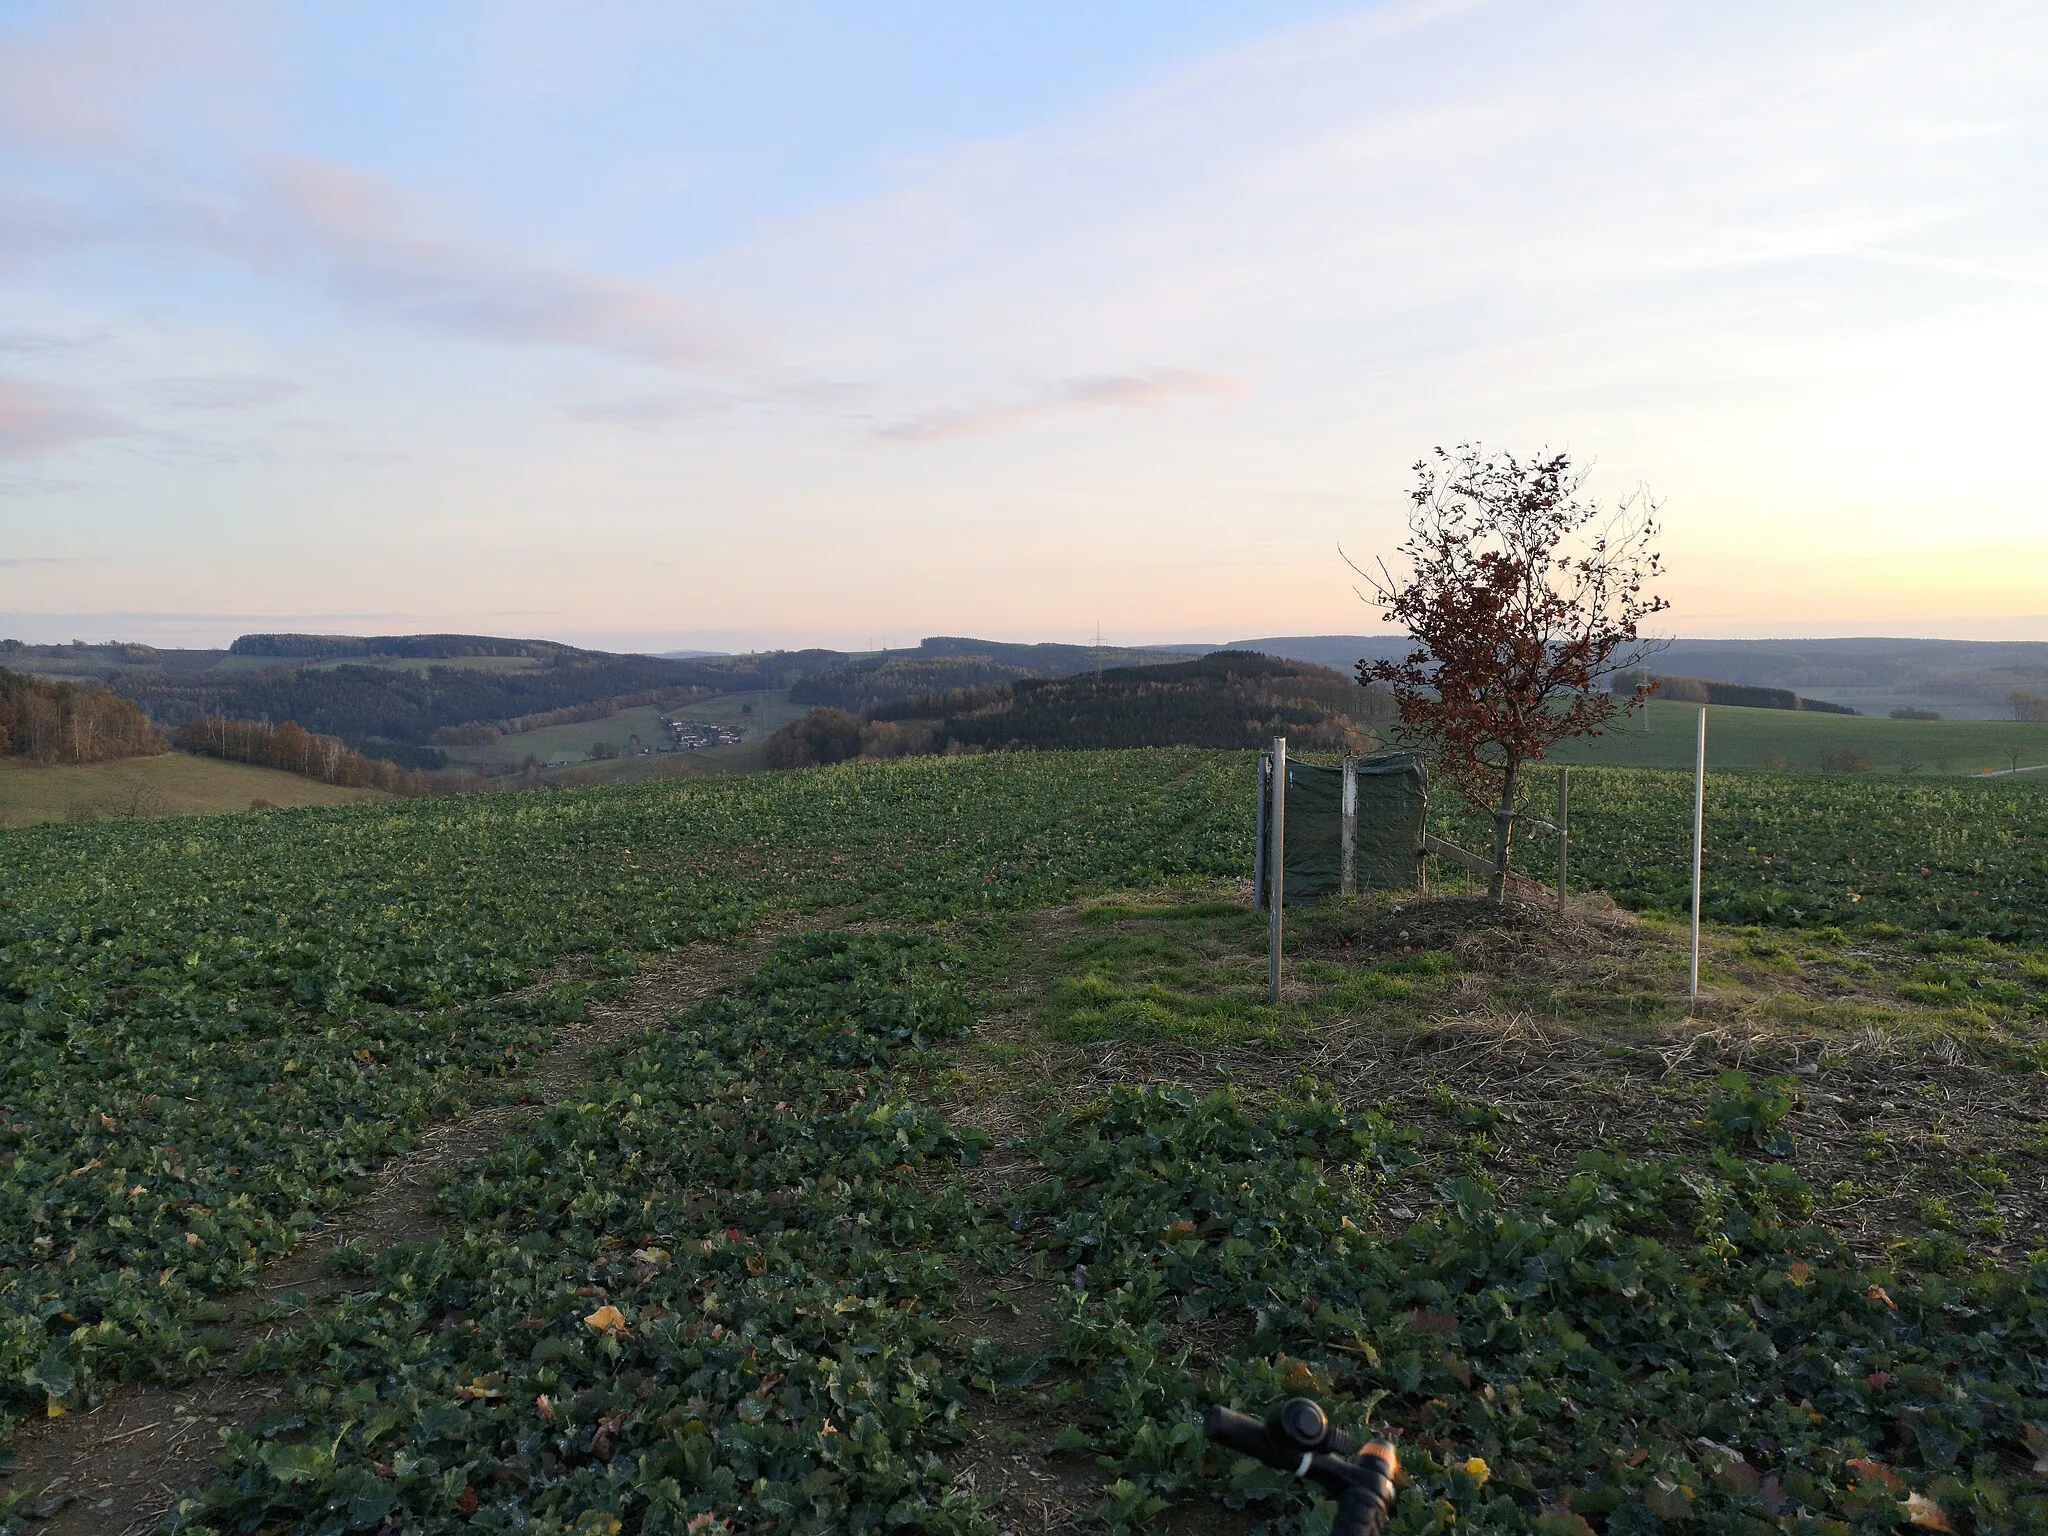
left=1268, top=736, right=1287, bottom=1006
left=1690, top=708, right=1706, bottom=1001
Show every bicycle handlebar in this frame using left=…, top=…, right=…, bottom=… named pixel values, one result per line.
left=1204, top=1399, right=1399, bottom=1536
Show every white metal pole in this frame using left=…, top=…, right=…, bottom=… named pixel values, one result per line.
left=1339, top=757, right=1357, bottom=896
left=1556, top=766, right=1569, bottom=909
left=1690, top=707, right=1706, bottom=1000
left=1268, top=736, right=1287, bottom=1006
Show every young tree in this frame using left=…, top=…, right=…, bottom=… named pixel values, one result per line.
left=1357, top=445, right=1667, bottom=900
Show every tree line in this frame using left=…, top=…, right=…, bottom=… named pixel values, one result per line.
left=1618, top=672, right=1859, bottom=714
left=172, top=716, right=471, bottom=796
left=0, top=670, right=164, bottom=764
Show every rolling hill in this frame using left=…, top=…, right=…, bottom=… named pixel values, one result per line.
left=1216, top=634, right=2048, bottom=721
left=871, top=650, right=1392, bottom=754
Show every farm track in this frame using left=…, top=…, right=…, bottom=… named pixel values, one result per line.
left=9, top=935, right=777, bottom=1536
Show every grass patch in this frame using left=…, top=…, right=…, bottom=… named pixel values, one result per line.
left=0, top=752, right=386, bottom=828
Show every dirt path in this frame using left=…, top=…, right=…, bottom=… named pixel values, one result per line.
left=8, top=937, right=767, bottom=1536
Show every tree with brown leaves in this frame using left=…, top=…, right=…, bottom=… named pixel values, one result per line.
left=1357, top=446, right=1667, bottom=900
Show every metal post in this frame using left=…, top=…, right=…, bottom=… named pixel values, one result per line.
left=1268, top=736, right=1287, bottom=1006
left=1339, top=757, right=1357, bottom=896
left=1690, top=708, right=1706, bottom=1001
left=1556, top=766, right=1569, bottom=909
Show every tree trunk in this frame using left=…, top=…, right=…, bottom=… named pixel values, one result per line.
left=1487, top=759, right=1521, bottom=902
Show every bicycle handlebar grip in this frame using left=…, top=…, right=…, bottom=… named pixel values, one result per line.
left=1202, top=1406, right=1273, bottom=1462
left=1330, top=1443, right=1400, bottom=1536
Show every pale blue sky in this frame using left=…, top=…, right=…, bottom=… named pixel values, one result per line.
left=3, top=0, right=2045, bottom=650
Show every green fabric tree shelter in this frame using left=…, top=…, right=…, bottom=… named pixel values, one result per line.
left=1255, top=751, right=1428, bottom=904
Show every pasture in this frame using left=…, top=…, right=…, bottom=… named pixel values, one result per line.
left=663, top=688, right=807, bottom=735
left=457, top=707, right=677, bottom=771
left=0, top=751, right=2043, bottom=1534
left=0, top=753, right=386, bottom=829
left=1544, top=696, right=2048, bottom=776
left=444, top=693, right=802, bottom=781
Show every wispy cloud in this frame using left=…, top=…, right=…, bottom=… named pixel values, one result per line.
left=256, top=157, right=732, bottom=369
left=877, top=369, right=1246, bottom=443
left=0, top=474, right=83, bottom=497
left=0, top=3, right=265, bottom=155
left=151, top=375, right=299, bottom=410
left=0, top=377, right=127, bottom=459
left=563, top=391, right=735, bottom=429
left=1, top=155, right=737, bottom=371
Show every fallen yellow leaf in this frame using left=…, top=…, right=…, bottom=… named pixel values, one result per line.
left=1463, top=1457, right=1491, bottom=1487
left=583, top=1304, right=629, bottom=1335
left=1786, top=1260, right=1812, bottom=1287
left=45, top=1399, right=66, bottom=1418
left=1902, top=1493, right=1952, bottom=1532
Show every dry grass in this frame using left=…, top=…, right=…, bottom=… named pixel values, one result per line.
left=939, top=887, right=2048, bottom=1268
left=0, top=753, right=386, bottom=828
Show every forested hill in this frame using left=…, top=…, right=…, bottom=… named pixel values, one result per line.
left=225, top=632, right=584, bottom=661
left=873, top=651, right=1391, bottom=753
left=790, top=636, right=1192, bottom=712
left=102, top=645, right=847, bottom=766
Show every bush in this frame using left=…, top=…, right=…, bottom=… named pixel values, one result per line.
left=1889, top=707, right=1942, bottom=720
left=1820, top=746, right=1875, bottom=773
left=764, top=708, right=864, bottom=768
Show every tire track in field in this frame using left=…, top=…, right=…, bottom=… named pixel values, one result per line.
left=7, top=937, right=772, bottom=1536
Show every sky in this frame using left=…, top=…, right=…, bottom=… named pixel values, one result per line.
left=2, top=0, right=2045, bottom=653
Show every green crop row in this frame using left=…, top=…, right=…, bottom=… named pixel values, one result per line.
left=3, top=751, right=2043, bottom=1452
left=1433, top=766, right=2048, bottom=944
left=0, top=753, right=1246, bottom=1437
left=152, top=935, right=2048, bottom=1536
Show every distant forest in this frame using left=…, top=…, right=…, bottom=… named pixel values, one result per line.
left=791, top=636, right=1193, bottom=712
left=172, top=716, right=437, bottom=795
left=103, top=651, right=841, bottom=766
left=0, top=670, right=163, bottom=765
left=873, top=652, right=1391, bottom=755
left=1631, top=674, right=1861, bottom=715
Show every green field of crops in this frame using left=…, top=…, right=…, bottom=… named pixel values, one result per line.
left=4, top=751, right=2047, bottom=1534
left=1544, top=697, right=2048, bottom=777
left=0, top=754, right=1243, bottom=1442
left=1449, top=765, right=2048, bottom=944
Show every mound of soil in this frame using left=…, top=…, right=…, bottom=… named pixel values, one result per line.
left=1303, top=894, right=1641, bottom=977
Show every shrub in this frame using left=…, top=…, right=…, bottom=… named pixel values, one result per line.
left=1819, top=746, right=1875, bottom=773
left=1889, top=707, right=1942, bottom=720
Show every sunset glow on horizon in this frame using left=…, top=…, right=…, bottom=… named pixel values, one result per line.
left=3, top=1, right=2044, bottom=652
